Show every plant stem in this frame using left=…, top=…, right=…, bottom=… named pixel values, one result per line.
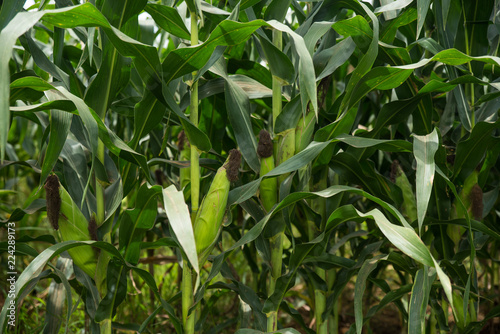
left=315, top=268, right=327, bottom=334
left=96, top=140, right=105, bottom=225
left=182, top=262, right=195, bottom=334
left=272, top=29, right=282, bottom=132
left=94, top=104, right=112, bottom=334
left=267, top=29, right=284, bottom=333
left=327, top=269, right=338, bottom=334
left=462, top=0, right=475, bottom=127
left=190, top=11, right=200, bottom=221
left=267, top=232, right=283, bottom=332
left=430, top=307, right=437, bottom=334
left=183, top=11, right=199, bottom=334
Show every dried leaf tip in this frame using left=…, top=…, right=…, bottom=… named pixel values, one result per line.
left=178, top=130, right=189, bottom=151
left=44, top=174, right=61, bottom=230
left=257, top=130, right=273, bottom=158
left=225, top=149, right=241, bottom=182
left=470, top=184, right=483, bottom=220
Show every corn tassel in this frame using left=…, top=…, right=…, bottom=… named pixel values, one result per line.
left=45, top=175, right=97, bottom=278
left=258, top=130, right=277, bottom=212
left=193, top=149, right=241, bottom=266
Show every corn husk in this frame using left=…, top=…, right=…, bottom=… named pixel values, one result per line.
left=45, top=175, right=97, bottom=278
left=295, top=111, right=315, bottom=153
left=193, top=150, right=240, bottom=265
left=258, top=130, right=277, bottom=212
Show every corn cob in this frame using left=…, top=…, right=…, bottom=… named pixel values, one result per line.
left=295, top=111, right=315, bottom=153
left=193, top=149, right=241, bottom=265
left=258, top=130, right=277, bottom=212
left=178, top=130, right=191, bottom=191
left=277, top=129, right=295, bottom=184
left=45, top=175, right=97, bottom=278
left=456, top=170, right=483, bottom=220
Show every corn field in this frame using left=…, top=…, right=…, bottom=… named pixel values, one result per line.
left=1, top=0, right=500, bottom=333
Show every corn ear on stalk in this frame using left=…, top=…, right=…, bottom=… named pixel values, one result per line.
left=45, top=175, right=97, bottom=278
left=391, top=160, right=417, bottom=223
left=456, top=170, right=483, bottom=220
left=193, top=149, right=241, bottom=265
left=295, top=111, right=315, bottom=153
left=277, top=129, right=295, bottom=184
left=258, top=130, right=277, bottom=212
left=178, top=130, right=191, bottom=191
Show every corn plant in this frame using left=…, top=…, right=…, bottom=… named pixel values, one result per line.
left=1, top=0, right=500, bottom=333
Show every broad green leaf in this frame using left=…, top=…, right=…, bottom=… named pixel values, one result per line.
left=20, top=2, right=207, bottom=152
left=200, top=1, right=230, bottom=16
left=315, top=37, right=356, bottom=81
left=199, top=75, right=273, bottom=100
left=84, top=0, right=139, bottom=122
left=162, top=185, right=199, bottom=274
left=330, top=152, right=396, bottom=204
left=10, top=100, right=76, bottom=114
left=336, top=134, right=412, bottom=152
left=413, top=128, right=439, bottom=234
left=225, top=79, right=260, bottom=172
left=372, top=96, right=423, bottom=134
left=408, top=267, right=435, bottom=334
left=0, top=199, right=45, bottom=224
left=338, top=1, right=379, bottom=116
left=161, top=20, right=264, bottom=84
left=118, top=184, right=160, bottom=264
left=49, top=86, right=99, bottom=153
left=380, top=7, right=417, bottom=43
left=145, top=4, right=191, bottom=40
left=417, top=0, right=431, bottom=38
left=211, top=59, right=260, bottom=172
left=0, top=10, right=44, bottom=161
left=355, top=255, right=388, bottom=334
left=10, top=76, right=55, bottom=93
left=95, top=260, right=127, bottom=322
left=0, top=240, right=181, bottom=332
left=60, top=140, right=96, bottom=225
left=258, top=35, right=295, bottom=84
left=314, top=108, right=356, bottom=142
left=0, top=240, right=121, bottom=331
left=0, top=0, right=25, bottom=30
left=100, top=0, right=147, bottom=28
left=21, top=34, right=70, bottom=89
left=266, top=20, right=318, bottom=118
left=73, top=265, right=100, bottom=321
left=40, top=108, right=72, bottom=186
left=264, top=0, right=291, bottom=22
left=44, top=257, right=73, bottom=334
left=303, top=21, right=333, bottom=55
left=358, top=208, right=434, bottom=266
left=347, top=67, right=413, bottom=112
left=375, top=0, right=413, bottom=13
left=333, top=15, right=372, bottom=51
left=275, top=96, right=301, bottom=133
left=453, top=119, right=500, bottom=180
left=129, top=90, right=166, bottom=149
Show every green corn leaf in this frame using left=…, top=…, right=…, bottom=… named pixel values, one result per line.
left=413, top=128, right=439, bottom=235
